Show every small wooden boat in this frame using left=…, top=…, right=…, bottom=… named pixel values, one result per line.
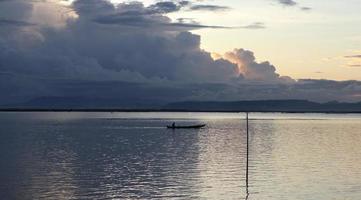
left=167, top=124, right=206, bottom=129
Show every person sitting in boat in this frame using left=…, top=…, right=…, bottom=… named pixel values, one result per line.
left=172, top=122, right=175, bottom=128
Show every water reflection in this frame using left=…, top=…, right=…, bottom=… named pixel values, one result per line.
left=0, top=113, right=361, bottom=200
left=250, top=120, right=361, bottom=200
left=196, top=120, right=246, bottom=199
left=0, top=123, right=79, bottom=199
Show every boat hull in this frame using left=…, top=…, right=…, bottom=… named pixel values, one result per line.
left=167, top=124, right=206, bottom=129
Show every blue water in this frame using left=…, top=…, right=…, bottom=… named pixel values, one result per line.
left=0, top=112, right=360, bottom=199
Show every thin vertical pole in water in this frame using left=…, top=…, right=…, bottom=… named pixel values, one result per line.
left=245, top=112, right=249, bottom=199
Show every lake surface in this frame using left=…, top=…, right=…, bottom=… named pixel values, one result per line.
left=0, top=112, right=360, bottom=200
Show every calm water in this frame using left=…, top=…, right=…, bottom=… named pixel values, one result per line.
left=0, top=112, right=360, bottom=200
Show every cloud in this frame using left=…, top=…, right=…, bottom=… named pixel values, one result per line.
left=290, top=79, right=361, bottom=102
left=189, top=5, right=231, bottom=12
left=300, top=7, right=312, bottom=11
left=345, top=55, right=361, bottom=58
left=0, top=0, right=240, bottom=83
left=0, top=0, right=33, bottom=19
left=239, top=22, right=266, bottom=29
left=0, top=19, right=35, bottom=27
left=273, top=0, right=312, bottom=11
left=0, top=0, right=359, bottom=106
left=276, top=0, right=297, bottom=6
left=344, top=54, right=361, bottom=67
left=148, top=1, right=183, bottom=14
left=219, top=49, right=294, bottom=83
left=76, top=0, right=232, bottom=30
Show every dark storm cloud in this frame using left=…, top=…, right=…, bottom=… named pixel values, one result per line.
left=89, top=1, right=233, bottom=30
left=290, top=80, right=361, bottom=102
left=2, top=76, right=360, bottom=106
left=0, top=0, right=240, bottom=83
left=0, top=19, right=35, bottom=26
left=0, top=0, right=32, bottom=18
left=0, top=0, right=359, bottom=106
left=91, top=1, right=185, bottom=16
left=148, top=1, right=183, bottom=14
left=93, top=13, right=230, bottom=30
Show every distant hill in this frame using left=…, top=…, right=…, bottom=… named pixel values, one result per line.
left=0, top=96, right=164, bottom=110
left=165, top=100, right=361, bottom=113
left=1, top=98, right=361, bottom=113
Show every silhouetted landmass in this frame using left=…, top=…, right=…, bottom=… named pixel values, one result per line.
left=2, top=96, right=164, bottom=110
left=0, top=98, right=361, bottom=113
left=165, top=100, right=361, bottom=113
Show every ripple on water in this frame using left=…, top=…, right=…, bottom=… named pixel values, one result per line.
left=0, top=113, right=360, bottom=199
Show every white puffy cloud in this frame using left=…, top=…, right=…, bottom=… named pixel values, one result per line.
left=219, top=49, right=294, bottom=83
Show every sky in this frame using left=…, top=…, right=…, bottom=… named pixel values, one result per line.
left=0, top=0, right=360, bottom=106
left=168, top=0, right=361, bottom=81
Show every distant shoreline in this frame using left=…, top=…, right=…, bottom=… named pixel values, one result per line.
left=0, top=108, right=360, bottom=114
left=2, top=99, right=359, bottom=114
